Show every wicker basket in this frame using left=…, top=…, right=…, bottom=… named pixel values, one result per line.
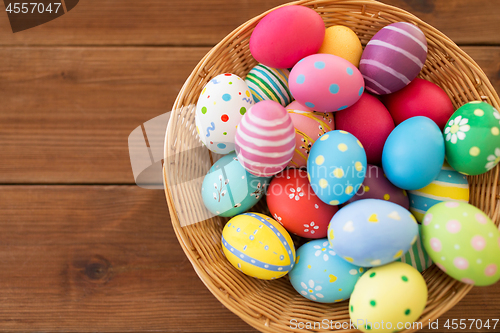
left=163, top=1, right=500, bottom=332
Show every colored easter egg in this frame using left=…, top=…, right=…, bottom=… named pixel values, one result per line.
left=349, top=262, right=428, bottom=333
left=286, top=100, right=315, bottom=112
left=347, top=165, right=409, bottom=209
left=289, top=53, right=365, bottom=112
left=195, top=73, right=253, bottom=154
left=328, top=199, right=419, bottom=267
left=422, top=202, right=500, bottom=286
left=266, top=169, right=338, bottom=238
left=382, top=116, right=445, bottom=190
left=381, top=78, right=454, bottom=130
left=201, top=153, right=270, bottom=217
left=318, top=25, right=363, bottom=67
left=444, top=101, right=500, bottom=175
left=245, top=64, right=292, bottom=106
left=360, top=22, right=427, bottom=95
left=307, top=130, right=367, bottom=205
left=235, top=100, right=295, bottom=177
left=221, top=212, right=296, bottom=280
left=335, top=93, right=395, bottom=165
left=287, top=109, right=335, bottom=168
left=395, top=225, right=433, bottom=272
left=289, top=239, right=363, bottom=303
left=249, top=5, right=325, bottom=68
left=409, top=162, right=469, bottom=222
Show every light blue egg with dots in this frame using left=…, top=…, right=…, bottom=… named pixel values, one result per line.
left=328, top=199, right=419, bottom=267
left=307, top=130, right=367, bottom=205
left=201, top=153, right=271, bottom=217
left=289, top=238, right=364, bottom=303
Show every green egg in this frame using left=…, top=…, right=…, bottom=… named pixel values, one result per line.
left=444, top=101, right=500, bottom=176
left=422, top=201, right=500, bottom=286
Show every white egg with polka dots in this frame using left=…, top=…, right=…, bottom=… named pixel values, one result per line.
left=195, top=73, right=253, bottom=154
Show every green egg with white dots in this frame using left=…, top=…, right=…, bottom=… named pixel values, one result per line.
left=349, top=262, right=427, bottom=332
left=444, top=101, right=500, bottom=175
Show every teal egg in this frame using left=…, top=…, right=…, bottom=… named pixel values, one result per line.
left=382, top=116, right=445, bottom=190
left=201, top=153, right=270, bottom=217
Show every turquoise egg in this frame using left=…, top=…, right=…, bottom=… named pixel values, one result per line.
left=307, top=130, right=367, bottom=205
left=382, top=116, right=445, bottom=190
left=289, top=238, right=364, bottom=303
left=328, top=199, right=419, bottom=267
left=201, top=153, right=270, bottom=217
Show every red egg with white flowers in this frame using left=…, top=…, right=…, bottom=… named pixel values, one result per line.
left=266, top=169, right=338, bottom=238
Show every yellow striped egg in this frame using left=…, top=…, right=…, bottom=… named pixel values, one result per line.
left=222, top=212, right=296, bottom=280
left=409, top=162, right=469, bottom=223
left=287, top=109, right=335, bottom=168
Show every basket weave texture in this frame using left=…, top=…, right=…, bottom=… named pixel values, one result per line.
left=164, top=1, right=500, bottom=332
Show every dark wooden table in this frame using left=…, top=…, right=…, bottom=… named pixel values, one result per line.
left=0, top=0, right=498, bottom=332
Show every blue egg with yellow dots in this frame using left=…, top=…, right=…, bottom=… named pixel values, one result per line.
left=307, top=130, right=367, bottom=205
left=289, top=238, right=364, bottom=303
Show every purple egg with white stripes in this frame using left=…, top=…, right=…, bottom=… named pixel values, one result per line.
left=360, top=22, right=427, bottom=95
left=235, top=100, right=296, bottom=177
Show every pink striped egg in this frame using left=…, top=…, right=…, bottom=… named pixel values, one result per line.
left=360, top=22, right=427, bottom=95
left=235, top=101, right=295, bottom=177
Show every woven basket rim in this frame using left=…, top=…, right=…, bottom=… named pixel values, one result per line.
left=163, top=1, right=500, bottom=332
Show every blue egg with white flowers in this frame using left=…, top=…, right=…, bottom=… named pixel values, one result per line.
left=289, top=239, right=364, bottom=303
left=307, top=130, right=367, bottom=205
left=382, top=116, right=445, bottom=190
left=201, top=153, right=271, bottom=217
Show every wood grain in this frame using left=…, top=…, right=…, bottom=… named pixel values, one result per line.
left=0, top=46, right=498, bottom=184
left=0, top=46, right=208, bottom=184
left=0, top=185, right=254, bottom=332
left=0, top=0, right=498, bottom=46
left=0, top=185, right=496, bottom=332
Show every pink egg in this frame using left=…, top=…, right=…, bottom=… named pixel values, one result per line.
left=360, top=22, right=427, bottom=95
left=287, top=109, right=335, bottom=168
left=346, top=164, right=409, bottom=209
left=235, top=100, right=295, bottom=177
left=335, top=93, right=394, bottom=165
left=249, top=6, right=325, bottom=69
left=289, top=54, right=364, bottom=112
left=286, top=100, right=315, bottom=112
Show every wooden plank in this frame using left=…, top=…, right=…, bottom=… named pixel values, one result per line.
left=0, top=0, right=498, bottom=46
left=0, top=46, right=209, bottom=184
left=0, top=47, right=498, bottom=184
left=0, top=185, right=256, bottom=332
left=0, top=185, right=497, bottom=332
